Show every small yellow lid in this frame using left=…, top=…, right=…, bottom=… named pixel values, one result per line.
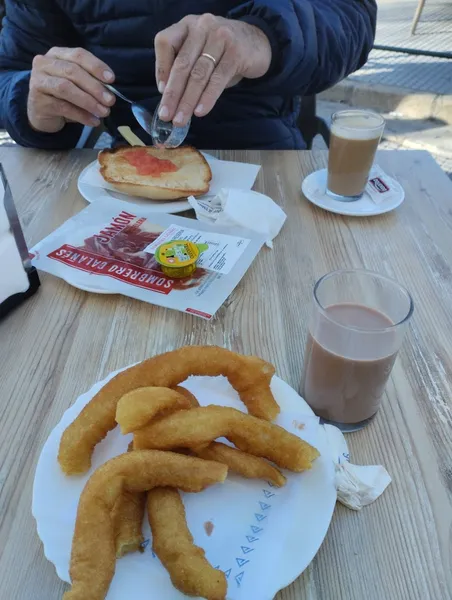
left=155, top=240, right=203, bottom=278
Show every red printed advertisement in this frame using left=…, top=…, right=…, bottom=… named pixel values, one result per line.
left=30, top=199, right=265, bottom=319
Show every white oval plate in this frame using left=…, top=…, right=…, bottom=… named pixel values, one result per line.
left=33, top=368, right=336, bottom=600
left=78, top=153, right=217, bottom=213
left=61, top=275, right=116, bottom=295
left=302, top=168, right=405, bottom=217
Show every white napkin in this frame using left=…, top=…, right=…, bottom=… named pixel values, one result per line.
left=323, top=424, right=392, bottom=510
left=188, top=188, right=287, bottom=248
left=205, top=159, right=261, bottom=196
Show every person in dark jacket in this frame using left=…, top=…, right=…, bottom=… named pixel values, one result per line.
left=0, top=1, right=376, bottom=150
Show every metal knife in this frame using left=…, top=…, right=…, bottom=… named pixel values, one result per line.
left=0, top=163, right=32, bottom=272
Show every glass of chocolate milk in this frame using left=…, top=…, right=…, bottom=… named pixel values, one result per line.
left=301, top=270, right=413, bottom=431
left=327, top=110, right=385, bottom=201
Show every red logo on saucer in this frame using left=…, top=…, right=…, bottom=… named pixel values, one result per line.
left=369, top=177, right=390, bottom=193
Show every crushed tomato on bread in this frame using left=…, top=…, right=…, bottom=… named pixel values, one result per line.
left=98, top=145, right=212, bottom=201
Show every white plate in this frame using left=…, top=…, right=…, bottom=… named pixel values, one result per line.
left=33, top=369, right=336, bottom=600
left=77, top=153, right=217, bottom=213
left=302, top=169, right=405, bottom=217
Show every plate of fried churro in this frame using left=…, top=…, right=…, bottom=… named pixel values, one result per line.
left=33, top=346, right=336, bottom=600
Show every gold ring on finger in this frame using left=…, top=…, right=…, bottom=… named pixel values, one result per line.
left=201, top=53, right=217, bottom=66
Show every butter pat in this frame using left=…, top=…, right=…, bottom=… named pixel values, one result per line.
left=155, top=239, right=201, bottom=278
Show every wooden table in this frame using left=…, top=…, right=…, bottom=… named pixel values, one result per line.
left=1, top=148, right=451, bottom=600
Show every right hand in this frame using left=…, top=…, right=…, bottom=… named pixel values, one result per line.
left=27, top=47, right=116, bottom=133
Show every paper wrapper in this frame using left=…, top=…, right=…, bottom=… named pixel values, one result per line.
left=33, top=372, right=336, bottom=600
left=365, top=165, right=403, bottom=205
left=188, top=188, right=287, bottom=248
left=30, top=199, right=266, bottom=320
left=79, top=155, right=261, bottom=199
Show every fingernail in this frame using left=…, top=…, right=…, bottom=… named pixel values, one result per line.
left=103, top=91, right=114, bottom=103
left=195, top=104, right=204, bottom=116
left=158, top=81, right=166, bottom=94
left=97, top=104, right=109, bottom=116
left=174, top=111, right=184, bottom=125
left=159, top=105, right=169, bottom=119
left=91, top=117, right=101, bottom=126
left=103, top=70, right=114, bottom=82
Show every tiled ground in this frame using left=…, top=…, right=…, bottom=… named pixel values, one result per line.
left=376, top=0, right=452, bottom=53
left=348, top=0, right=452, bottom=96
left=349, top=49, right=452, bottom=95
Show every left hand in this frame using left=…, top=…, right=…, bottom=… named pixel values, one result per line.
left=154, top=14, right=272, bottom=126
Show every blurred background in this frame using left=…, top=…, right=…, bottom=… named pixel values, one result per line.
left=318, top=0, right=452, bottom=178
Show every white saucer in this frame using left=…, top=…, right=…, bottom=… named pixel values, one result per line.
left=302, top=169, right=405, bottom=217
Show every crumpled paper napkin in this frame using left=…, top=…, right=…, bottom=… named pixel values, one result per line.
left=323, top=424, right=392, bottom=510
left=188, top=188, right=287, bottom=248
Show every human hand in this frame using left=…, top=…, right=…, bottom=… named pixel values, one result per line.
left=27, top=47, right=116, bottom=133
left=154, top=14, right=272, bottom=126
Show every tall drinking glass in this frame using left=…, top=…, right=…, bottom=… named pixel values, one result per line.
left=327, top=110, right=385, bottom=201
left=301, top=269, right=413, bottom=432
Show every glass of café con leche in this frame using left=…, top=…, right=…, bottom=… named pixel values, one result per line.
left=327, top=110, right=385, bottom=202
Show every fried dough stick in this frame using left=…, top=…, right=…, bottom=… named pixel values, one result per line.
left=112, top=385, right=284, bottom=559
left=113, top=388, right=196, bottom=557
left=116, top=387, right=287, bottom=486
left=168, top=388, right=286, bottom=485
left=147, top=488, right=227, bottom=600
left=59, top=346, right=278, bottom=475
left=111, top=443, right=144, bottom=558
left=113, top=386, right=285, bottom=560
left=173, top=385, right=200, bottom=408
left=116, top=387, right=192, bottom=434
left=134, top=406, right=319, bottom=472
left=192, top=442, right=286, bottom=487
left=63, top=451, right=227, bottom=600
left=111, top=489, right=146, bottom=558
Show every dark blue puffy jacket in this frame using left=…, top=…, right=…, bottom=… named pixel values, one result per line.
left=0, top=0, right=376, bottom=150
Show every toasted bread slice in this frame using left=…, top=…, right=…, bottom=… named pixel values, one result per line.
left=98, top=145, right=212, bottom=201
